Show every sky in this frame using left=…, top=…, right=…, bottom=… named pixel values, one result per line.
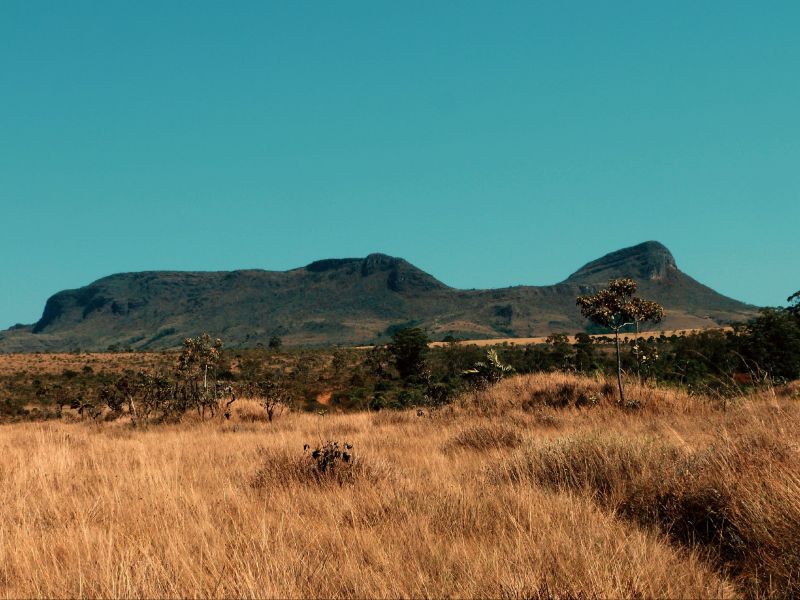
left=1, top=1, right=798, bottom=329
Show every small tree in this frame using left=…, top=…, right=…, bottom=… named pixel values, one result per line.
left=177, top=333, right=224, bottom=417
left=179, top=333, right=223, bottom=392
left=254, top=379, right=294, bottom=422
left=545, top=333, right=573, bottom=371
left=331, top=348, right=349, bottom=378
left=573, top=332, right=597, bottom=373
left=577, top=279, right=663, bottom=404
left=268, top=335, right=283, bottom=350
left=389, top=327, right=429, bottom=382
left=365, top=345, right=392, bottom=379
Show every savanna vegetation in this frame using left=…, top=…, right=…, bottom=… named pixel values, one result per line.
left=2, top=284, right=798, bottom=421
left=1, top=372, right=798, bottom=598
left=0, top=282, right=797, bottom=598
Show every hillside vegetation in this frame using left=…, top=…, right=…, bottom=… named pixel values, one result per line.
left=2, top=305, right=797, bottom=422
left=1, top=372, right=798, bottom=598
left=0, top=241, right=755, bottom=351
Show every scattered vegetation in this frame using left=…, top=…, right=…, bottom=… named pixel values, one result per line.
left=3, top=283, right=799, bottom=424
left=0, top=281, right=797, bottom=597
left=4, top=370, right=795, bottom=597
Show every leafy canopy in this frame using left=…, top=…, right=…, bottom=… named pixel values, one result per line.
left=788, top=291, right=800, bottom=316
left=577, top=278, right=664, bottom=332
left=388, top=327, right=429, bottom=381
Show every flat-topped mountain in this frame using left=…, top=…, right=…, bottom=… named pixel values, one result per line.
left=0, top=242, right=756, bottom=351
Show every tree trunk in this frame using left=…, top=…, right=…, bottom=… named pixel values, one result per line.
left=635, top=321, right=641, bottom=383
left=128, top=395, right=138, bottom=426
left=615, top=329, right=625, bottom=404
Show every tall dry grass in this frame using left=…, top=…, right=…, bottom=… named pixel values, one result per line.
left=1, top=372, right=797, bottom=598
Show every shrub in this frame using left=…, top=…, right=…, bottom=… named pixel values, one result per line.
left=252, top=441, right=385, bottom=487
left=462, top=349, right=515, bottom=389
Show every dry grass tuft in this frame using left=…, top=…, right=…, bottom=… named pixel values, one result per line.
left=444, top=423, right=523, bottom=452
left=233, top=398, right=272, bottom=422
left=779, top=379, right=800, bottom=398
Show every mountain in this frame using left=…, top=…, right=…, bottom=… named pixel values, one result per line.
left=0, top=242, right=757, bottom=351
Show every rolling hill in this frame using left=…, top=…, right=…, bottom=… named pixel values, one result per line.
left=0, top=241, right=757, bottom=351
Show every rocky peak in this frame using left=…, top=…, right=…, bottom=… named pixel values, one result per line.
left=565, top=241, right=678, bottom=283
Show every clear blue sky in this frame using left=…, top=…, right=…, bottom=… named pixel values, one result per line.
left=2, top=1, right=798, bottom=329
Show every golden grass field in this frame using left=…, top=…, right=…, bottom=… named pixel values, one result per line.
left=0, top=352, right=169, bottom=377
left=1, top=372, right=798, bottom=598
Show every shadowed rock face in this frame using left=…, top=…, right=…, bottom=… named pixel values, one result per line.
left=0, top=242, right=756, bottom=351
left=566, top=241, right=678, bottom=283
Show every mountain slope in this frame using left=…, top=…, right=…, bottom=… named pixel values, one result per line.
left=0, top=242, right=757, bottom=351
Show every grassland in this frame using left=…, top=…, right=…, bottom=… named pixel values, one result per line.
left=427, top=327, right=733, bottom=347
left=1, top=372, right=798, bottom=598
left=0, top=352, right=171, bottom=377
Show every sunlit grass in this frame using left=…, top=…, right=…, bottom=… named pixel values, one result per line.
left=1, top=372, right=796, bottom=598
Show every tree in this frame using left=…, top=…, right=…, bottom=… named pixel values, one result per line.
left=331, top=348, right=349, bottom=378
left=239, top=348, right=267, bottom=381
left=177, top=333, right=225, bottom=417
left=788, top=291, right=800, bottom=317
left=737, top=308, right=800, bottom=381
left=365, top=345, right=393, bottom=379
left=573, top=332, right=597, bottom=373
left=545, top=333, right=573, bottom=371
left=577, top=278, right=664, bottom=404
left=388, top=327, right=429, bottom=382
left=268, top=335, right=283, bottom=350
left=253, top=379, right=294, bottom=422
left=179, top=333, right=223, bottom=391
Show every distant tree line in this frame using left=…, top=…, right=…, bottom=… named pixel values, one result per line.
left=1, top=287, right=798, bottom=421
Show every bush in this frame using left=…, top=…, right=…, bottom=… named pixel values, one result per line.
left=252, top=441, right=386, bottom=487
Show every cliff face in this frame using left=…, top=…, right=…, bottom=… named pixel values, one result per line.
left=0, top=243, right=756, bottom=351
left=566, top=241, right=678, bottom=283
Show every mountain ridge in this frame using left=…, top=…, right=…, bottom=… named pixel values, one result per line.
left=0, top=242, right=757, bottom=352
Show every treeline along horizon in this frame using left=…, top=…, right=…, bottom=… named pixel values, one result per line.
left=1, top=288, right=798, bottom=422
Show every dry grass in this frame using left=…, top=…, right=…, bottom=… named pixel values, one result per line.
left=463, top=371, right=725, bottom=415
left=1, top=373, right=797, bottom=598
left=496, top=423, right=800, bottom=596
left=427, top=327, right=733, bottom=347
left=443, top=423, right=524, bottom=452
left=0, top=352, right=171, bottom=376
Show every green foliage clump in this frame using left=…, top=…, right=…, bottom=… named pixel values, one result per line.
left=388, top=327, right=429, bottom=382
left=462, top=349, right=515, bottom=389
left=737, top=307, right=800, bottom=381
